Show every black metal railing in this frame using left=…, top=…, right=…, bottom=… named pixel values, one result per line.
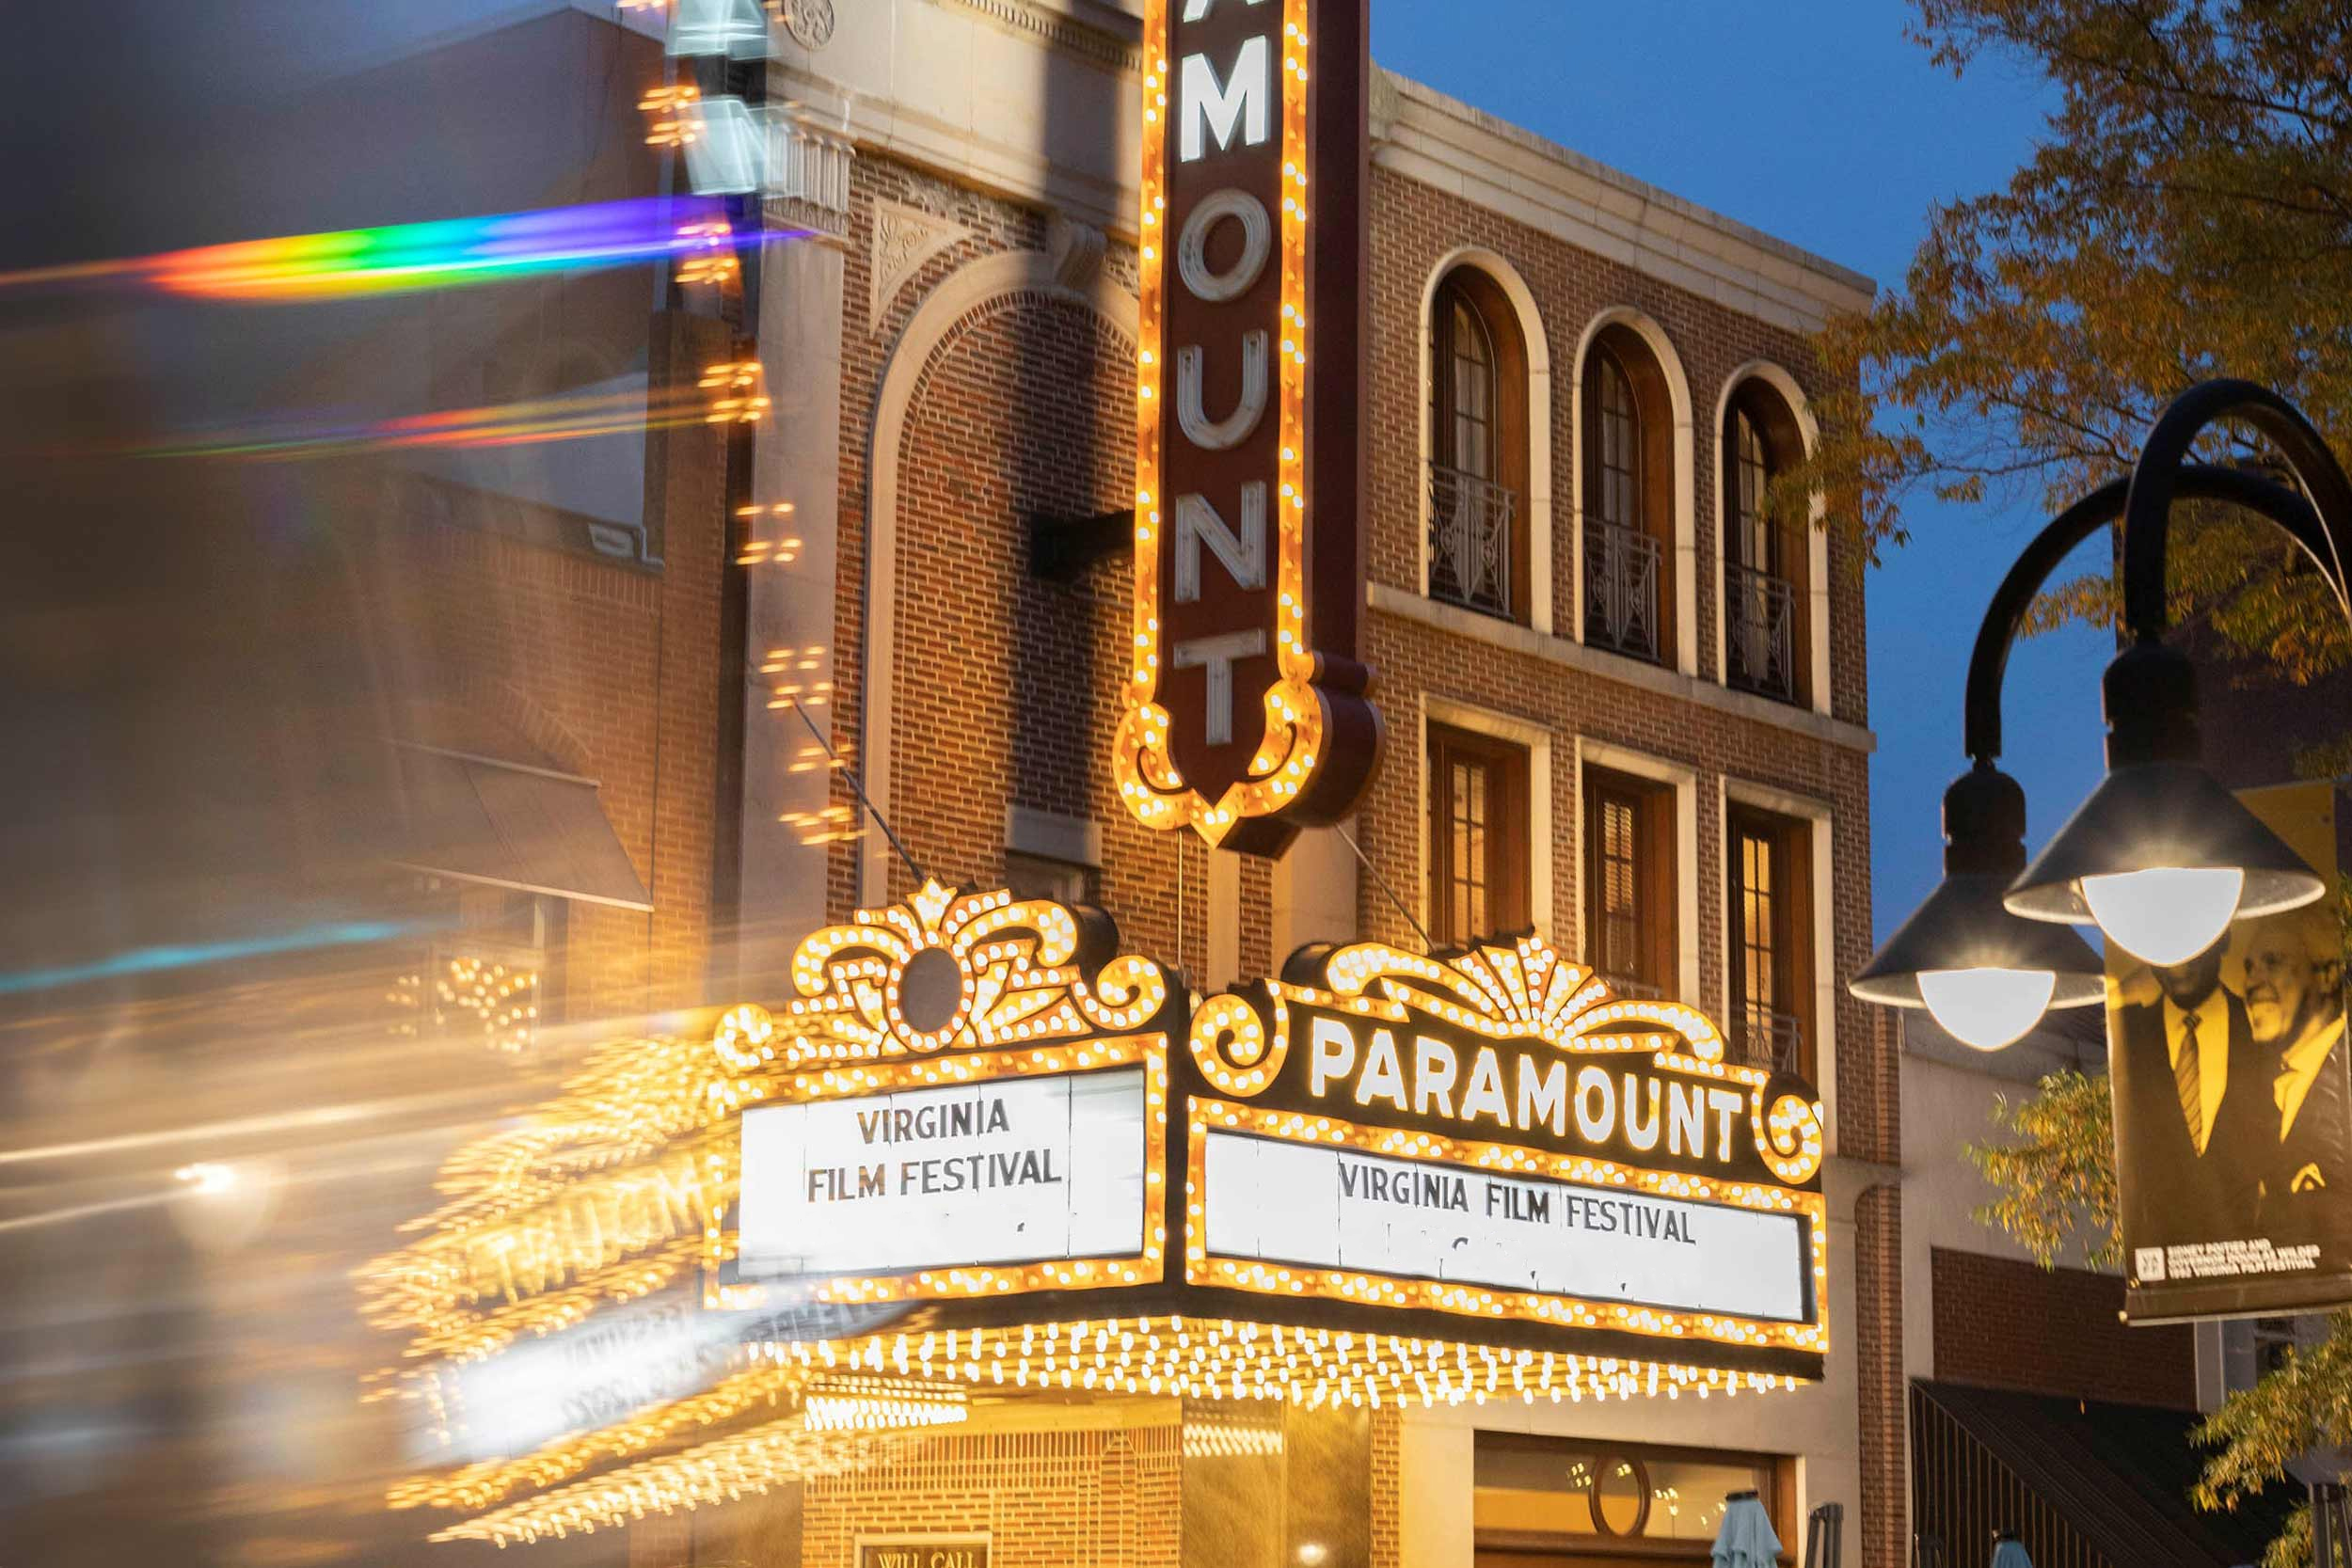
left=1731, top=1004, right=1804, bottom=1075
left=1725, top=562, right=1798, bottom=702
left=1596, top=971, right=1665, bottom=1002
left=1910, top=1386, right=2107, bottom=1568
left=1585, top=517, right=1661, bottom=661
left=1428, top=462, right=1517, bottom=618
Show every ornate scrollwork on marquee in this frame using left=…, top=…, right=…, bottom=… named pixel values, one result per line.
left=1188, top=931, right=1825, bottom=1186
left=714, top=879, right=1173, bottom=1071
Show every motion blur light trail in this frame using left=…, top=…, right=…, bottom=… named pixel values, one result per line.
left=0, top=920, right=418, bottom=995
left=136, top=386, right=732, bottom=461
left=0, top=198, right=788, bottom=301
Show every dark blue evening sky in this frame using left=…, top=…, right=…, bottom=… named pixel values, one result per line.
left=1371, top=1, right=2115, bottom=942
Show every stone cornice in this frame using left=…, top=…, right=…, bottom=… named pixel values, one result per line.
left=1373, top=72, right=1877, bottom=335
left=1369, top=580, right=1876, bottom=754
left=930, top=0, right=1140, bottom=71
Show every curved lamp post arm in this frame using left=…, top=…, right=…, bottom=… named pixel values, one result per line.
left=2121, top=379, right=2352, bottom=641
left=1963, top=465, right=2323, bottom=766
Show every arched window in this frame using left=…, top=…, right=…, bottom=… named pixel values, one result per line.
left=1435, top=291, right=1497, bottom=481
left=1427, top=269, right=1530, bottom=622
left=1721, top=382, right=1808, bottom=705
left=1581, top=326, right=1675, bottom=664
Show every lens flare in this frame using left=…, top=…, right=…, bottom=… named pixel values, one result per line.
left=131, top=387, right=727, bottom=462
left=0, top=198, right=790, bottom=301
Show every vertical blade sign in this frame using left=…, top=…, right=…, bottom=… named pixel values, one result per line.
left=1117, top=0, right=1382, bottom=857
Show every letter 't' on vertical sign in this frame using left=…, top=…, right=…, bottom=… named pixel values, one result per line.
left=1116, top=0, right=1383, bottom=856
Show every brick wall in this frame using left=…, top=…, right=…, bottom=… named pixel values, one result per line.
left=1370, top=1409, right=1401, bottom=1568
left=356, top=309, right=731, bottom=1022
left=1931, top=1247, right=2198, bottom=1411
left=800, top=1427, right=1181, bottom=1568
left=828, top=156, right=1275, bottom=980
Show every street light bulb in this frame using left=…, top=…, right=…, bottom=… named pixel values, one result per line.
left=1916, top=969, right=2058, bottom=1052
left=2079, top=866, right=2244, bottom=966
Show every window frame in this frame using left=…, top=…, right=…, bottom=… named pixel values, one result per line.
left=1427, top=267, right=1534, bottom=625
left=1725, top=803, right=1816, bottom=1079
left=400, top=875, right=563, bottom=1053
left=1471, top=1430, right=1797, bottom=1565
left=1581, top=766, right=1677, bottom=996
left=1719, top=381, right=1812, bottom=707
left=1428, top=721, right=1532, bottom=947
left=1580, top=326, right=1677, bottom=665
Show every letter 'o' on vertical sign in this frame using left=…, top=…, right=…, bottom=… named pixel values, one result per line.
left=1116, top=0, right=1384, bottom=857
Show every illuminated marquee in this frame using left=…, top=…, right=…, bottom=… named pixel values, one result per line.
left=707, top=881, right=1177, bottom=1310
left=1116, top=0, right=1382, bottom=854
left=1183, top=935, right=1829, bottom=1359
left=368, top=898, right=1833, bottom=1546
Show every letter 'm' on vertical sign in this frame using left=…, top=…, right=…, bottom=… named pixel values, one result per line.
left=1116, top=0, right=1383, bottom=856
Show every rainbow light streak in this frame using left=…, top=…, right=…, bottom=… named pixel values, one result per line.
left=0, top=198, right=795, bottom=301
left=142, top=387, right=725, bottom=462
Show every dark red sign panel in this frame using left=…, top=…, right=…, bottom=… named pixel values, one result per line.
left=1115, top=0, right=1381, bottom=857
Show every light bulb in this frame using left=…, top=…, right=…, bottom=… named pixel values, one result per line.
left=1916, top=969, right=2058, bottom=1051
left=2079, top=867, right=2244, bottom=967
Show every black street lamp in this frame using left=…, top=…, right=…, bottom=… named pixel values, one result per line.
left=1857, top=382, right=2352, bottom=1050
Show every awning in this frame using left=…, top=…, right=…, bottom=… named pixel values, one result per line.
left=390, top=742, right=652, bottom=912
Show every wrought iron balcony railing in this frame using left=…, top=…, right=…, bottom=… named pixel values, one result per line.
left=1428, top=462, right=1517, bottom=619
left=1596, top=971, right=1665, bottom=1002
left=1731, top=1004, right=1804, bottom=1075
left=1584, top=517, right=1661, bottom=662
left=1725, top=562, right=1798, bottom=703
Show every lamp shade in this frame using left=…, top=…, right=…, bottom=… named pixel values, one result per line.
left=1853, top=872, right=2106, bottom=1046
left=1852, top=763, right=2106, bottom=1050
left=2005, top=760, right=2327, bottom=962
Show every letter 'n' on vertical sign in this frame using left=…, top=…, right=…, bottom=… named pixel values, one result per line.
left=1117, top=0, right=1383, bottom=856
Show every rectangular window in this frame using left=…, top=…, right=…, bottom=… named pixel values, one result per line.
left=1728, top=807, right=1813, bottom=1077
left=1582, top=768, right=1676, bottom=997
left=1429, top=722, right=1529, bottom=946
left=1473, top=1432, right=1791, bottom=1564
left=1004, top=850, right=1097, bottom=908
left=399, top=877, right=562, bottom=1053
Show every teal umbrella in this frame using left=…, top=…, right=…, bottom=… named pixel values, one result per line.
left=1711, top=1490, right=1782, bottom=1568
left=1990, top=1530, right=2033, bottom=1568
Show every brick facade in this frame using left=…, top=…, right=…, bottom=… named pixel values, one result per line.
left=827, top=156, right=1276, bottom=981
left=801, top=1429, right=1181, bottom=1568
left=776, top=124, right=1898, bottom=1563
left=1930, top=1247, right=2199, bottom=1412
left=355, top=308, right=732, bottom=1023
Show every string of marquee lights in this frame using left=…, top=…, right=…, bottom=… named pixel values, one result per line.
left=1114, top=0, right=1329, bottom=846
left=357, top=1030, right=737, bottom=1354
left=1181, top=934, right=1828, bottom=1354
left=1181, top=1104, right=1828, bottom=1355
left=423, top=1316, right=1804, bottom=1544
left=707, top=882, right=1172, bottom=1074
left=370, top=895, right=1826, bottom=1540
left=366, top=883, right=1180, bottom=1470
left=1186, top=934, right=1827, bottom=1190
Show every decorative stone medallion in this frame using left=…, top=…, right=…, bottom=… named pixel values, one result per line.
left=781, top=0, right=834, bottom=49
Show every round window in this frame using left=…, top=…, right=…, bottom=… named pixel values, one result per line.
left=1588, top=1452, right=1651, bottom=1539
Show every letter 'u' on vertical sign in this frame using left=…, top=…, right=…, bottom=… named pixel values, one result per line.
left=1116, top=0, right=1383, bottom=857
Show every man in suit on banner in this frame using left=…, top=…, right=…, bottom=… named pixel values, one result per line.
left=2234, top=906, right=2350, bottom=1250
left=2112, top=939, right=2271, bottom=1256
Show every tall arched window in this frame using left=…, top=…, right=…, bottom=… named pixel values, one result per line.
left=1721, top=382, right=1808, bottom=705
left=1435, top=292, right=1496, bottom=482
left=1581, top=325, right=1674, bottom=663
left=1427, top=269, right=1530, bottom=622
